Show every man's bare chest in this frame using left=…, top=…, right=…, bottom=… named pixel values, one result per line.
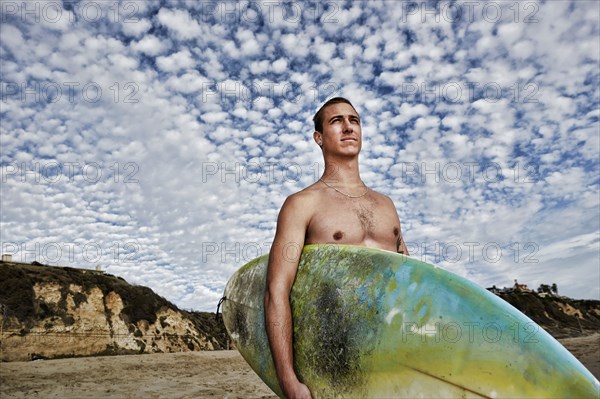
left=307, top=197, right=398, bottom=243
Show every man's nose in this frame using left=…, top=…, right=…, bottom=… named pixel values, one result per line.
left=342, top=118, right=353, bottom=133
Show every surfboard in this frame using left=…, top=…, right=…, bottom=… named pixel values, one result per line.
left=221, top=244, right=599, bottom=398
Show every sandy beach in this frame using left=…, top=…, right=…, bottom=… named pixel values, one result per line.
left=0, top=351, right=277, bottom=399
left=1, top=334, right=598, bottom=399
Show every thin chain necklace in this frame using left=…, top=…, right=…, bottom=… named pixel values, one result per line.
left=319, top=179, right=369, bottom=198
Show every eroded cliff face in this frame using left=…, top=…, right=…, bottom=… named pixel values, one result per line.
left=492, top=291, right=600, bottom=339
left=0, top=263, right=224, bottom=361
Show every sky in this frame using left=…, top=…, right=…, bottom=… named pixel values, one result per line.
left=0, top=0, right=598, bottom=311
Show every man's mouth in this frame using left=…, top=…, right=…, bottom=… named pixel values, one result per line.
left=341, top=137, right=357, bottom=141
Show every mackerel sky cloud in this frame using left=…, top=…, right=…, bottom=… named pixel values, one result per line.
left=1, top=0, right=598, bottom=311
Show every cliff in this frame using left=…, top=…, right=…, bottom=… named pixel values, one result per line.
left=0, top=261, right=228, bottom=362
left=491, top=291, right=600, bottom=339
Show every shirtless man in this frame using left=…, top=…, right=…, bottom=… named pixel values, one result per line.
left=264, top=97, right=409, bottom=399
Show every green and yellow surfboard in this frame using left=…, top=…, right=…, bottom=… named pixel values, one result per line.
left=222, top=245, right=599, bottom=398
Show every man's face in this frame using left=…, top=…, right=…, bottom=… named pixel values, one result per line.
left=317, top=103, right=362, bottom=156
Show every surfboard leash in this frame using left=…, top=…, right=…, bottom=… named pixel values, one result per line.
left=215, top=296, right=226, bottom=321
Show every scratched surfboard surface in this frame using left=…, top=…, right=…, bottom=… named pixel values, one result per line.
left=221, top=245, right=599, bottom=398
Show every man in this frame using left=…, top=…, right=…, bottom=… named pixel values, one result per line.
left=264, top=97, right=409, bottom=399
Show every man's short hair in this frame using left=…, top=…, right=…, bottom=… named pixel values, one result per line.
left=313, top=97, right=359, bottom=133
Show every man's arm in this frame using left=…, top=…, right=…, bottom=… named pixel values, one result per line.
left=264, top=195, right=313, bottom=399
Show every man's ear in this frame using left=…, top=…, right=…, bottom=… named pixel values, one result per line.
left=313, top=131, right=322, bottom=146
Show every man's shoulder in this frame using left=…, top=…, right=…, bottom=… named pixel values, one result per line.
left=359, top=186, right=391, bottom=202
left=277, top=184, right=322, bottom=224
left=284, top=182, right=322, bottom=205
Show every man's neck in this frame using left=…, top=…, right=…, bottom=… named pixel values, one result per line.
left=321, top=157, right=362, bottom=186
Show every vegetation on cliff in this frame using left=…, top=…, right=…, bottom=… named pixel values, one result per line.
left=1, top=263, right=173, bottom=328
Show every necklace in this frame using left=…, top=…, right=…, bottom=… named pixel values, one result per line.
left=319, top=179, right=369, bottom=198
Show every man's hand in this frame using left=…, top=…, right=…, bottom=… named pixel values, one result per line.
left=283, top=379, right=312, bottom=399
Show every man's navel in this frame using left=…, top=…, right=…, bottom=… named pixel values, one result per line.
left=333, top=231, right=344, bottom=240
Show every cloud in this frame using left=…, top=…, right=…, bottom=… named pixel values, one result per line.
left=271, top=58, right=288, bottom=74
left=280, top=33, right=310, bottom=58
left=130, top=34, right=170, bottom=56
left=122, top=18, right=152, bottom=38
left=156, top=48, right=195, bottom=72
left=166, top=71, right=208, bottom=94
left=156, top=8, right=202, bottom=40
left=0, top=24, right=26, bottom=55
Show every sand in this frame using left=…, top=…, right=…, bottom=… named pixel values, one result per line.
left=0, top=351, right=277, bottom=399
left=558, top=333, right=600, bottom=379
left=1, top=334, right=598, bottom=399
